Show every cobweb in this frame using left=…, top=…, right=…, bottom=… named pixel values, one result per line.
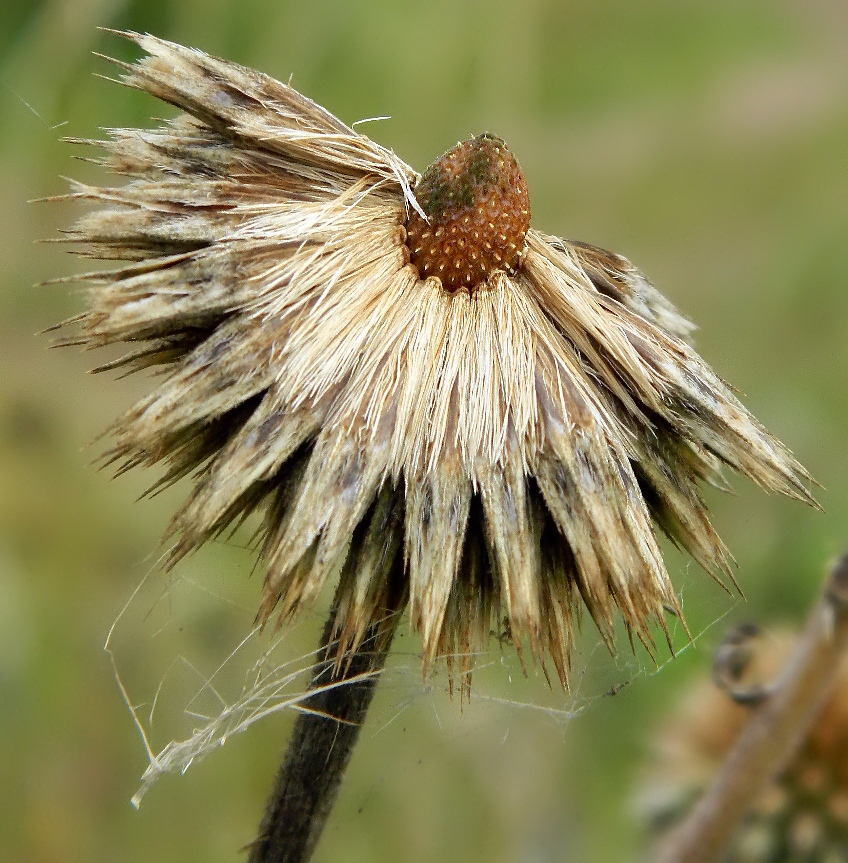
left=104, top=539, right=739, bottom=810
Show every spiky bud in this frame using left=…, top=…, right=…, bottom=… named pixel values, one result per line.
left=639, top=627, right=848, bottom=862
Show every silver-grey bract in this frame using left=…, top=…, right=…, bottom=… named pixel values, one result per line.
left=51, top=31, right=815, bottom=690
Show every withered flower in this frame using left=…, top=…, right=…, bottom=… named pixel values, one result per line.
left=53, top=32, right=813, bottom=688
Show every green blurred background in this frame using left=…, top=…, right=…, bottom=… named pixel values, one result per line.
left=1, top=1, right=846, bottom=861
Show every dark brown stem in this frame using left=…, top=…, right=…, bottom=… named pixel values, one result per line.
left=658, top=551, right=848, bottom=863
left=247, top=596, right=402, bottom=863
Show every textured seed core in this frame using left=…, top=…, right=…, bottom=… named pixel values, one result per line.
left=406, top=134, right=531, bottom=293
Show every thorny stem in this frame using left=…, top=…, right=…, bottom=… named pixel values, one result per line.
left=247, top=593, right=402, bottom=863
left=659, top=551, right=848, bottom=863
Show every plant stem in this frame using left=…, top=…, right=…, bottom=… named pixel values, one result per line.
left=658, top=551, right=848, bottom=863
left=247, top=590, right=402, bottom=863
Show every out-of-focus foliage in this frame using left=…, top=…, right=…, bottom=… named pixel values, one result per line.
left=1, top=2, right=846, bottom=862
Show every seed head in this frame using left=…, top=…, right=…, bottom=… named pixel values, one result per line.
left=50, top=33, right=816, bottom=692
left=406, top=134, right=530, bottom=292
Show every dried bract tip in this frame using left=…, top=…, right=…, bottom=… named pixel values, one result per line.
left=406, top=134, right=530, bottom=292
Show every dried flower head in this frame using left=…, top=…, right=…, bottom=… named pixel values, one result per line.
left=639, top=627, right=848, bottom=862
left=52, top=32, right=814, bottom=688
